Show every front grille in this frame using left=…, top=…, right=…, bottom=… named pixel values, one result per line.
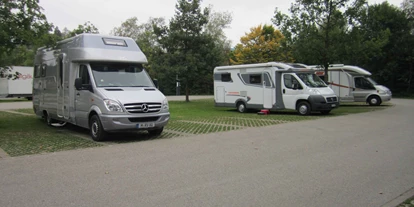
left=128, top=116, right=160, bottom=122
left=326, top=97, right=338, bottom=103
left=124, top=102, right=161, bottom=113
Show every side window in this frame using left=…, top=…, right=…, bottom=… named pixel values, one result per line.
left=34, top=65, right=41, bottom=78
left=355, top=77, right=374, bottom=90
left=221, top=73, right=232, bottom=82
left=41, top=64, right=47, bottom=77
left=79, top=65, right=91, bottom=85
left=214, top=73, right=232, bottom=82
left=249, top=74, right=261, bottom=85
left=59, top=59, right=63, bottom=86
left=284, top=74, right=302, bottom=89
left=264, top=73, right=272, bottom=87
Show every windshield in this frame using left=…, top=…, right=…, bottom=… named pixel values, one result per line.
left=296, top=73, right=327, bottom=88
left=366, top=77, right=378, bottom=85
left=90, top=62, right=154, bottom=87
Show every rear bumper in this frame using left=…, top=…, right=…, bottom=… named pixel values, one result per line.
left=99, top=112, right=170, bottom=132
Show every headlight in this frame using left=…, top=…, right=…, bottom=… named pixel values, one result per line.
left=162, top=98, right=169, bottom=110
left=308, top=88, right=321, bottom=95
left=104, top=99, right=123, bottom=112
left=377, top=90, right=386, bottom=94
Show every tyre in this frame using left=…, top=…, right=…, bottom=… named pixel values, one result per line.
left=297, top=101, right=311, bottom=116
left=89, top=115, right=107, bottom=141
left=320, top=110, right=331, bottom=115
left=237, top=102, right=246, bottom=113
left=148, top=127, right=164, bottom=136
left=368, top=96, right=381, bottom=106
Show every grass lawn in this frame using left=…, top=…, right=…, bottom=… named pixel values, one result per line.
left=0, top=98, right=392, bottom=157
left=0, top=111, right=103, bottom=157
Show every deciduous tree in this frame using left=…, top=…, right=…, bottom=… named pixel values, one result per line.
left=230, top=24, right=293, bottom=65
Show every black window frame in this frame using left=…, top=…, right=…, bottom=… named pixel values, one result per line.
left=79, top=64, right=91, bottom=85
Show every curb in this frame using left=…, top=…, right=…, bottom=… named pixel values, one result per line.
left=0, top=147, right=10, bottom=159
left=381, top=187, right=414, bottom=207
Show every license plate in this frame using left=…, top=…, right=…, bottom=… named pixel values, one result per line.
left=331, top=104, right=337, bottom=107
left=137, top=123, right=155, bottom=128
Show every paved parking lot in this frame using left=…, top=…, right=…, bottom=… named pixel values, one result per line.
left=0, top=98, right=413, bottom=207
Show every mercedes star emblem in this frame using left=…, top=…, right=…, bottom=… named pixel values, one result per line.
left=142, top=104, right=149, bottom=112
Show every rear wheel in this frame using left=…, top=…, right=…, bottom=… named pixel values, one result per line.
left=368, top=96, right=381, bottom=106
left=237, top=102, right=246, bottom=113
left=148, top=127, right=164, bottom=136
left=89, top=115, right=107, bottom=141
left=297, top=101, right=311, bottom=116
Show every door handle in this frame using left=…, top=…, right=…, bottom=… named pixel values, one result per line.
left=76, top=93, right=80, bottom=96
left=283, top=89, right=285, bottom=94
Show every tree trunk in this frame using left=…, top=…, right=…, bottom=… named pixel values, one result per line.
left=185, top=83, right=190, bottom=102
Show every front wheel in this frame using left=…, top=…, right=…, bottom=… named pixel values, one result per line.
left=237, top=102, right=247, bottom=113
left=89, top=115, right=107, bottom=141
left=297, top=101, right=311, bottom=116
left=368, top=96, right=381, bottom=106
left=148, top=127, right=164, bottom=136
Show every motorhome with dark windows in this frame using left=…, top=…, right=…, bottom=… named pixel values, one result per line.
left=213, top=62, right=339, bottom=115
left=33, top=34, right=170, bottom=141
left=311, top=64, right=392, bottom=106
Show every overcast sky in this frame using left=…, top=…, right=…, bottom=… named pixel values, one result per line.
left=38, top=0, right=404, bottom=46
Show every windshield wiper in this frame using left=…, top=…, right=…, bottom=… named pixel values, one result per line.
left=129, top=85, right=152, bottom=87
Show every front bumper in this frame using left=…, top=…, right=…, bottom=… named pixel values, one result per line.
left=99, top=112, right=170, bottom=132
left=312, top=101, right=339, bottom=111
left=379, top=94, right=392, bottom=102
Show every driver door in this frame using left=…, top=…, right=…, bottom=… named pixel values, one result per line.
left=282, top=73, right=303, bottom=110
left=74, top=64, right=92, bottom=128
left=353, top=76, right=375, bottom=102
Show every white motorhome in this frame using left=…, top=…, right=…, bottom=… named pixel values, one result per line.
left=0, top=66, right=33, bottom=100
left=312, top=64, right=392, bottom=106
left=33, top=34, right=170, bottom=141
left=213, top=62, right=339, bottom=115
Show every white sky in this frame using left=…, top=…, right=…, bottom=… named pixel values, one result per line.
left=38, top=0, right=404, bottom=46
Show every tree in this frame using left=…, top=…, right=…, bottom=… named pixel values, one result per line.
left=273, top=0, right=366, bottom=81
left=230, top=24, right=293, bottom=65
left=153, top=0, right=220, bottom=101
left=0, top=0, right=52, bottom=77
left=67, top=21, right=99, bottom=38
left=204, top=7, right=233, bottom=65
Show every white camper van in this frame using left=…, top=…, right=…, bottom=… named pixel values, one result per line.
left=213, top=62, right=339, bottom=115
left=312, top=64, right=392, bottom=106
left=33, top=34, right=170, bottom=141
left=0, top=66, right=33, bottom=100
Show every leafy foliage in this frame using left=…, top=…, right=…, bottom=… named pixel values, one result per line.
left=152, top=0, right=228, bottom=100
left=0, top=0, right=52, bottom=78
left=273, top=0, right=366, bottom=80
left=230, top=24, right=294, bottom=64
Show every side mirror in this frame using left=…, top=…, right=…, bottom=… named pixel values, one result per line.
left=75, top=78, right=82, bottom=90
left=152, top=79, right=159, bottom=89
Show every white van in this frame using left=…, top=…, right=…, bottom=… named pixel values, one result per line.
left=0, top=66, right=33, bottom=100
left=33, top=34, right=170, bottom=141
left=213, top=62, right=339, bottom=115
left=312, top=64, right=392, bottom=106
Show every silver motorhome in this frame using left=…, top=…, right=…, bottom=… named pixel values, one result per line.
left=33, top=34, right=170, bottom=141
left=214, top=62, right=339, bottom=115
left=312, top=64, right=392, bottom=106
